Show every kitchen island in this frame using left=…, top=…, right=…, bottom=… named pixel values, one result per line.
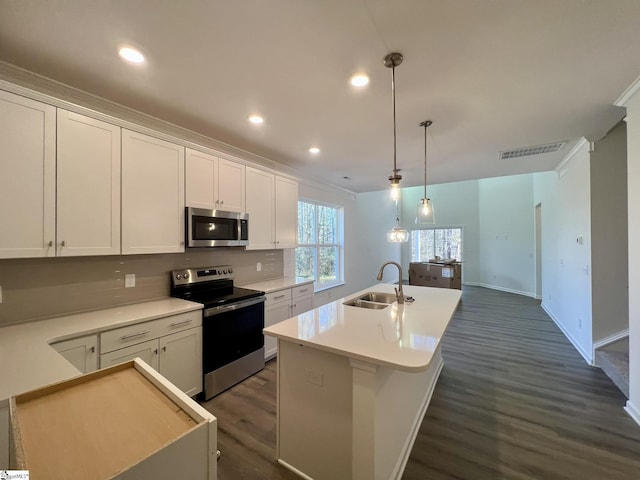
left=263, top=283, right=461, bottom=480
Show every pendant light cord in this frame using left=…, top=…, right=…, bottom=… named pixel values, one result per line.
left=420, top=120, right=433, bottom=198
left=392, top=64, right=397, bottom=176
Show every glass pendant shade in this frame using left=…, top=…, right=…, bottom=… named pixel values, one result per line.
left=390, top=181, right=400, bottom=201
left=387, top=216, right=409, bottom=242
left=416, top=198, right=435, bottom=224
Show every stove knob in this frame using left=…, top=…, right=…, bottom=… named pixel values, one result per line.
left=223, top=269, right=228, bottom=274
left=176, top=274, right=182, bottom=280
left=184, top=272, right=190, bottom=279
left=228, top=267, right=233, bottom=274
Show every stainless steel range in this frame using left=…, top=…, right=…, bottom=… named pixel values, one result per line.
left=170, top=265, right=266, bottom=400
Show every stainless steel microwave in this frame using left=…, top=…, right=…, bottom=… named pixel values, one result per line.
left=186, top=207, right=249, bottom=247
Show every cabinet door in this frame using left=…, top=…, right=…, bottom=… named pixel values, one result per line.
left=0, top=90, right=56, bottom=258
left=185, top=148, right=216, bottom=209
left=217, top=158, right=245, bottom=212
left=52, top=335, right=99, bottom=373
left=159, top=328, right=203, bottom=397
left=275, top=175, right=298, bottom=248
left=100, top=338, right=159, bottom=370
left=245, top=166, right=275, bottom=249
left=122, top=130, right=185, bottom=254
left=57, top=110, right=121, bottom=256
left=265, top=301, right=291, bottom=360
left=292, top=295, right=314, bottom=316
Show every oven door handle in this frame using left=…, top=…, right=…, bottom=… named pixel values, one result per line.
left=204, top=296, right=266, bottom=317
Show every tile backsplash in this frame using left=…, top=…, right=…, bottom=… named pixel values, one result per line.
left=0, top=249, right=284, bottom=326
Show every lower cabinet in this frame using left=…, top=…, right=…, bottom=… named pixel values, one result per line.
left=51, top=334, right=99, bottom=374
left=264, top=283, right=314, bottom=360
left=100, top=312, right=203, bottom=397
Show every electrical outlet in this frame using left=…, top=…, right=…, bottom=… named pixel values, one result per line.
left=125, top=274, right=136, bottom=288
left=257, top=262, right=262, bottom=272
left=304, top=369, right=323, bottom=387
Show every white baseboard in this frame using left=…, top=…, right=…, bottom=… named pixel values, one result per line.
left=624, top=400, right=640, bottom=427
left=541, top=303, right=592, bottom=365
left=463, top=282, right=536, bottom=298
left=592, top=329, right=630, bottom=361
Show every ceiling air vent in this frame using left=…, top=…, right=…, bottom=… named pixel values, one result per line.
left=500, top=141, right=566, bottom=160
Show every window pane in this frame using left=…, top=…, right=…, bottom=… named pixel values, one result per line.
left=411, top=228, right=462, bottom=262
left=318, top=246, right=338, bottom=285
left=298, top=201, right=316, bottom=245
left=296, top=246, right=316, bottom=281
left=318, top=205, right=337, bottom=244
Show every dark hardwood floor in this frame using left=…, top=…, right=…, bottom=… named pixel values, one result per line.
left=202, top=286, right=640, bottom=479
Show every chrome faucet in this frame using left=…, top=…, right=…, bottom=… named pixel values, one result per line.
left=376, top=261, right=404, bottom=304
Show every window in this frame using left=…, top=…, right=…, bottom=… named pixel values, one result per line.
left=296, top=200, right=343, bottom=290
left=411, top=227, right=463, bottom=262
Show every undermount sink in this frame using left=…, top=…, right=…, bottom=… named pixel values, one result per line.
left=343, top=291, right=397, bottom=309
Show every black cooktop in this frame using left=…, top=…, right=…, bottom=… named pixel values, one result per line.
left=170, top=265, right=264, bottom=308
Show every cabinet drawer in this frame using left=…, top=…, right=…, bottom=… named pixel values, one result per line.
left=265, top=289, right=291, bottom=307
left=292, top=283, right=313, bottom=300
left=101, top=312, right=202, bottom=354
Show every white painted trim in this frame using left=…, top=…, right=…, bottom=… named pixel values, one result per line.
left=615, top=74, right=640, bottom=107
left=541, top=304, right=592, bottom=364
left=555, top=138, right=589, bottom=178
left=463, top=282, right=536, bottom=299
left=624, top=400, right=640, bottom=427
left=390, top=357, right=444, bottom=480
left=592, top=329, right=630, bottom=361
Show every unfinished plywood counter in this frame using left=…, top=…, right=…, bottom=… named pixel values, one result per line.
left=10, top=359, right=217, bottom=480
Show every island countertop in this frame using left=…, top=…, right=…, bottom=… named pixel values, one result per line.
left=263, top=283, right=461, bottom=372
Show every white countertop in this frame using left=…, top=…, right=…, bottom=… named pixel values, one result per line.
left=239, top=277, right=313, bottom=293
left=263, top=283, right=461, bottom=372
left=0, top=298, right=202, bottom=400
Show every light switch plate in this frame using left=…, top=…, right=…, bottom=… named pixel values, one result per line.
left=257, top=262, right=262, bottom=272
left=125, top=274, right=136, bottom=288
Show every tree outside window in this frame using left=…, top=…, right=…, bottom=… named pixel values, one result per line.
left=411, top=228, right=462, bottom=262
left=296, top=200, right=343, bottom=290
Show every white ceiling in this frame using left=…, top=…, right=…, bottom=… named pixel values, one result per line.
left=1, top=1, right=639, bottom=193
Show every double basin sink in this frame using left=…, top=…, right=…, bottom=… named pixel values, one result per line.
left=343, top=292, right=398, bottom=310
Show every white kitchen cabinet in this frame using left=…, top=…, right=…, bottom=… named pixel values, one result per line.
left=51, top=334, right=99, bottom=374
left=246, top=167, right=298, bottom=249
left=57, top=109, right=121, bottom=256
left=291, top=284, right=314, bottom=316
left=274, top=175, right=298, bottom=248
left=100, top=311, right=203, bottom=397
left=264, top=289, right=292, bottom=360
left=186, top=148, right=245, bottom=212
left=0, top=90, right=56, bottom=258
left=122, top=129, right=185, bottom=254
left=246, top=166, right=275, bottom=249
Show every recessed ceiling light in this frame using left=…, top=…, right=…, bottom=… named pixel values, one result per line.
left=350, top=73, right=369, bottom=88
left=309, top=146, right=320, bottom=154
left=118, top=46, right=145, bottom=64
left=248, top=114, right=264, bottom=124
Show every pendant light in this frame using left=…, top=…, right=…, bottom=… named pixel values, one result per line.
left=384, top=52, right=403, bottom=201
left=416, top=120, right=435, bottom=224
left=387, top=208, right=409, bottom=242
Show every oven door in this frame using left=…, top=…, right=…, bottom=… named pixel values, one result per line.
left=187, top=207, right=248, bottom=247
left=202, top=296, right=265, bottom=398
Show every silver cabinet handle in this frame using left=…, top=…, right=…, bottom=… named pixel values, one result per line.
left=170, top=319, right=193, bottom=327
left=48, top=240, right=53, bottom=247
left=154, top=348, right=158, bottom=355
left=60, top=240, right=66, bottom=247
left=274, top=294, right=286, bottom=300
left=120, top=329, right=150, bottom=340
left=220, top=200, right=224, bottom=205
left=299, top=288, right=309, bottom=293
left=162, top=346, right=167, bottom=352
left=89, top=346, right=95, bottom=353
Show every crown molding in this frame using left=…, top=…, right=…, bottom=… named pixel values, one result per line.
left=615, top=73, right=640, bottom=107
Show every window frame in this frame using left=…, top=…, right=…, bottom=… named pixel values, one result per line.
left=410, top=225, right=464, bottom=263
left=296, top=198, right=344, bottom=292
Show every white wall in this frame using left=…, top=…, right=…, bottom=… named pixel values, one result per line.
left=622, top=92, right=640, bottom=424
left=534, top=141, right=593, bottom=362
left=478, top=174, right=535, bottom=296
left=590, top=121, right=629, bottom=341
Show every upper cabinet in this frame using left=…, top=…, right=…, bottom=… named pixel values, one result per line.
left=245, top=166, right=298, bottom=249
left=57, top=110, right=121, bottom=256
left=122, top=129, right=185, bottom=254
left=0, top=92, right=120, bottom=259
left=0, top=90, right=56, bottom=258
left=185, top=148, right=245, bottom=212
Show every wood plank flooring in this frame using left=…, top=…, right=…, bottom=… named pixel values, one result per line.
left=202, top=286, right=640, bottom=479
